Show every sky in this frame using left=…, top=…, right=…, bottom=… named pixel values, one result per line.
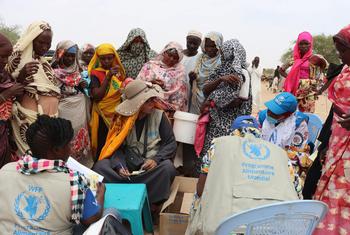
left=0, top=0, right=349, bottom=69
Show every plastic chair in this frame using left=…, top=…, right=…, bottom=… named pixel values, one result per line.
left=304, top=113, right=323, bottom=145
left=104, top=184, right=153, bottom=235
left=215, top=200, right=328, bottom=235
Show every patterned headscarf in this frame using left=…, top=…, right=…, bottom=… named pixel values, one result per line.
left=136, top=42, right=187, bottom=111
left=6, top=21, right=60, bottom=97
left=52, top=40, right=81, bottom=87
left=118, top=28, right=157, bottom=79
left=207, top=39, right=247, bottom=108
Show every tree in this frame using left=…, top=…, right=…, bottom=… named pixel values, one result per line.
left=0, top=19, right=21, bottom=45
left=280, top=34, right=340, bottom=65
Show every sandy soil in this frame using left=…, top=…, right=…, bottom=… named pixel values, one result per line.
left=255, top=81, right=332, bottom=121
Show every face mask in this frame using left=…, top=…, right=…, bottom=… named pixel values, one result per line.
left=130, top=42, right=144, bottom=55
left=266, top=115, right=279, bottom=125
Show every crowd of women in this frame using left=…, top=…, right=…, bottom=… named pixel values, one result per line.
left=0, top=19, right=350, bottom=234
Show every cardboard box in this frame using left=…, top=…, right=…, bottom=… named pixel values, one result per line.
left=160, top=176, right=198, bottom=235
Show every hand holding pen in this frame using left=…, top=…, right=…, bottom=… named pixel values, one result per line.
left=118, top=163, right=131, bottom=181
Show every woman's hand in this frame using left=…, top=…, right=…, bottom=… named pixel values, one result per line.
left=189, top=71, right=197, bottom=86
left=152, top=79, right=165, bottom=88
left=96, top=182, right=106, bottom=199
left=200, top=100, right=211, bottom=114
left=1, top=83, right=25, bottom=101
left=220, top=74, right=240, bottom=86
left=79, top=80, right=88, bottom=89
left=18, top=62, right=39, bottom=85
left=228, top=98, right=243, bottom=108
left=106, top=65, right=120, bottom=80
left=338, top=113, right=350, bottom=131
left=141, top=159, right=157, bottom=171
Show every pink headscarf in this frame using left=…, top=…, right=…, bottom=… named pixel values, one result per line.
left=284, top=31, right=313, bottom=95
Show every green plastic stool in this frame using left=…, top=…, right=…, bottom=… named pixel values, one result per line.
left=104, top=184, right=153, bottom=235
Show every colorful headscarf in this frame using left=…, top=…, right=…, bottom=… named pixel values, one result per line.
left=283, top=31, right=313, bottom=95
left=16, top=154, right=89, bottom=224
left=136, top=42, right=188, bottom=111
left=333, top=24, right=350, bottom=48
left=52, top=40, right=81, bottom=87
left=88, top=43, right=126, bottom=80
left=118, top=28, right=157, bottom=79
left=88, top=43, right=126, bottom=156
left=6, top=21, right=60, bottom=97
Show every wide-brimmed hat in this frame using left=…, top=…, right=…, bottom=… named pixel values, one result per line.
left=116, top=80, right=164, bottom=116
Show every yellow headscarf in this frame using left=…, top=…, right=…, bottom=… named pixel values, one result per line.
left=89, top=43, right=126, bottom=158
left=88, top=43, right=126, bottom=78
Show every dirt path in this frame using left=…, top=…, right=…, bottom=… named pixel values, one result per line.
left=255, top=81, right=332, bottom=121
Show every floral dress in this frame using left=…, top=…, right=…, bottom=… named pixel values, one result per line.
left=313, top=65, right=350, bottom=234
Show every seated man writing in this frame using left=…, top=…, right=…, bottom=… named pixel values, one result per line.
left=0, top=115, right=108, bottom=234
left=93, top=80, right=177, bottom=209
left=259, top=92, right=313, bottom=197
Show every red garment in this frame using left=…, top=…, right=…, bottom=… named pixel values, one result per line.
left=90, top=69, right=107, bottom=84
left=313, top=65, right=350, bottom=234
left=283, top=32, right=313, bottom=95
left=194, top=113, right=210, bottom=156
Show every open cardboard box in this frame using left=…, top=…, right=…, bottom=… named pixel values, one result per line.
left=160, top=176, right=198, bottom=235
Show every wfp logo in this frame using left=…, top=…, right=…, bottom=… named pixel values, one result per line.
left=14, top=185, right=51, bottom=222
left=242, top=139, right=270, bottom=161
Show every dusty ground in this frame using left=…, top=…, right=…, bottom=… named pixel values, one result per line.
left=255, top=81, right=332, bottom=121
left=145, top=81, right=332, bottom=235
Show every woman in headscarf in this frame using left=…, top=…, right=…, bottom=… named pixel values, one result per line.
left=137, top=42, right=187, bottom=114
left=7, top=21, right=60, bottom=155
left=313, top=25, right=350, bottom=235
left=0, top=33, right=26, bottom=168
left=118, top=28, right=157, bottom=79
left=189, top=32, right=223, bottom=115
left=89, top=43, right=125, bottom=160
left=79, top=43, right=95, bottom=71
left=78, top=44, right=95, bottom=97
left=52, top=40, right=93, bottom=167
left=199, top=39, right=252, bottom=167
left=282, top=31, right=327, bottom=113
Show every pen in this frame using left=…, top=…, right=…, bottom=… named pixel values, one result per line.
left=119, top=163, right=131, bottom=181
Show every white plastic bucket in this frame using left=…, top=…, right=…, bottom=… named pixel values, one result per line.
left=173, top=111, right=199, bottom=144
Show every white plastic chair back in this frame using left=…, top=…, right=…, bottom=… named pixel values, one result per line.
left=215, top=200, right=328, bottom=235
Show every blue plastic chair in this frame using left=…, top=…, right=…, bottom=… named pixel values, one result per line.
left=304, top=113, right=323, bottom=145
left=104, top=184, right=153, bottom=235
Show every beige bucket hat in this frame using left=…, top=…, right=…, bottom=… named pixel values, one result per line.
left=116, top=80, right=164, bottom=116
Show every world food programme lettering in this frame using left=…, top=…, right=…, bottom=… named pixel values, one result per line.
left=241, top=139, right=274, bottom=182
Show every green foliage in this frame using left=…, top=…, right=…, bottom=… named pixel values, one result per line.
left=280, top=34, right=340, bottom=65
left=0, top=20, right=21, bottom=45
